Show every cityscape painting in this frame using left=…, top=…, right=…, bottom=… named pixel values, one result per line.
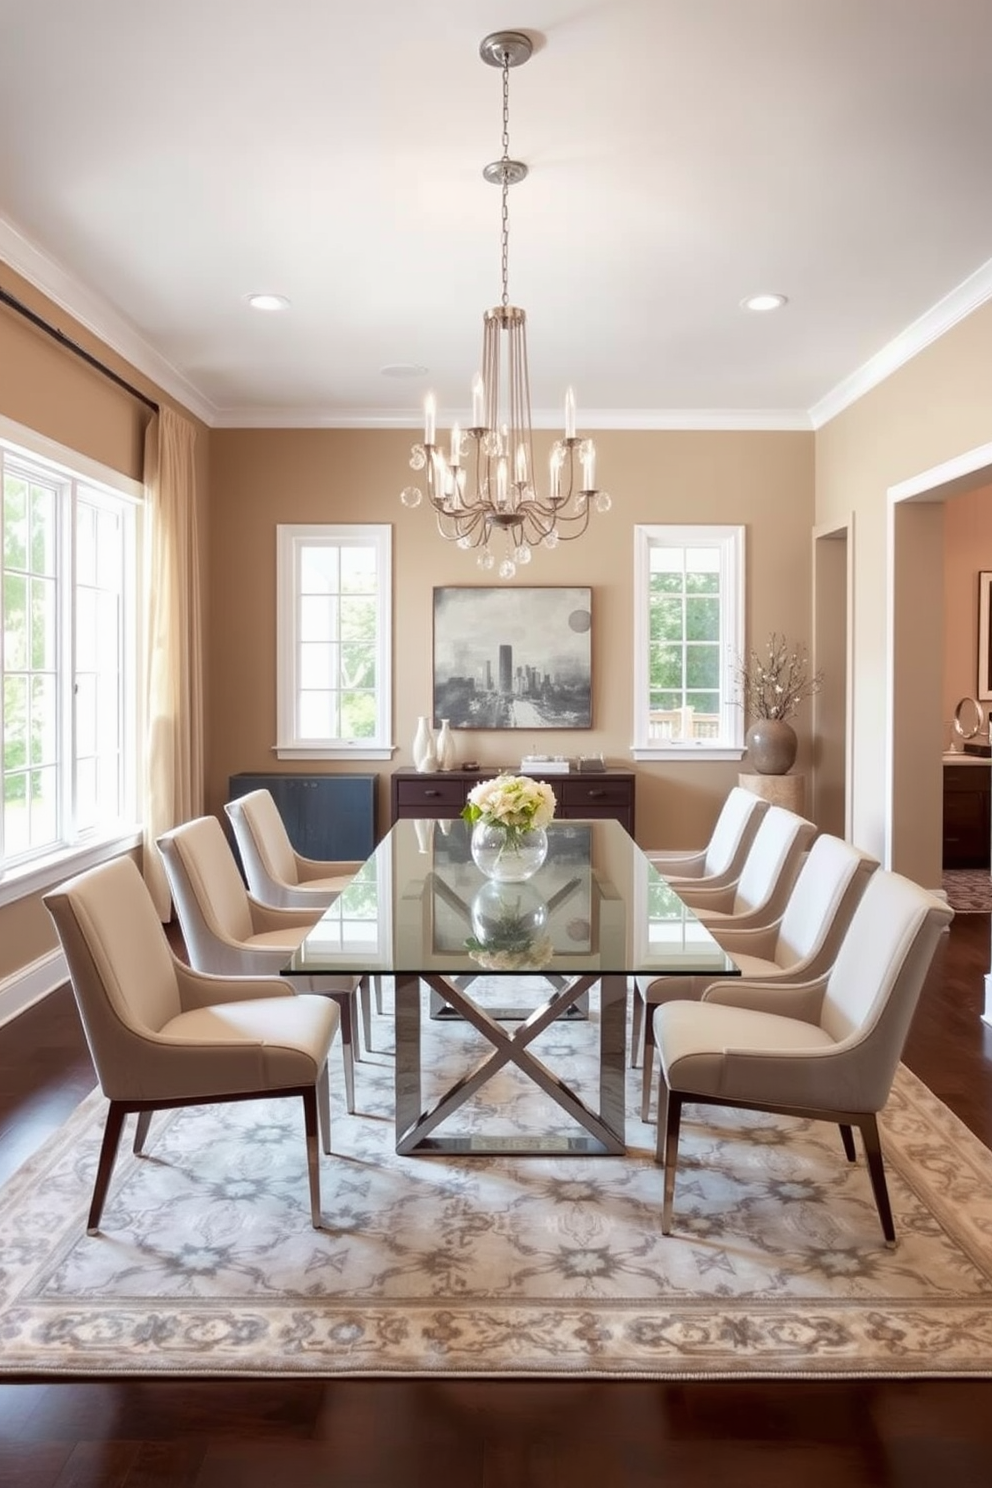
left=433, top=586, right=592, bottom=730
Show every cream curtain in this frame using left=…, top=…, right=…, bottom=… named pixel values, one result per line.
left=142, top=406, right=204, bottom=919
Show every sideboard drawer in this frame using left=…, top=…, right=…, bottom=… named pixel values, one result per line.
left=395, top=777, right=467, bottom=814
left=558, top=779, right=632, bottom=812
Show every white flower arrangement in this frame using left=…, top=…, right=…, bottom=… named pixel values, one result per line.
left=462, top=774, right=557, bottom=836
left=736, top=633, right=823, bottom=722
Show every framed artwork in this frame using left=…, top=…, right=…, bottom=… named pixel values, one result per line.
left=979, top=572, right=992, bottom=701
left=433, top=586, right=592, bottom=729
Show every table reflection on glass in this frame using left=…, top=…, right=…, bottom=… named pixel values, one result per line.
left=282, top=818, right=738, bottom=1157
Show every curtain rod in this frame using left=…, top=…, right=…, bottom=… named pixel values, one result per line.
left=0, top=285, right=160, bottom=415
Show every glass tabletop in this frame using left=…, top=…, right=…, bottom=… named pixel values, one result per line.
left=282, top=817, right=739, bottom=982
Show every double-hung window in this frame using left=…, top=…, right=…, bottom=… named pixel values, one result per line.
left=276, top=524, right=392, bottom=760
left=632, top=524, right=744, bottom=759
left=1, top=422, right=140, bottom=888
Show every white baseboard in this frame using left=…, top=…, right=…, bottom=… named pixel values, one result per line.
left=0, top=949, right=68, bottom=1029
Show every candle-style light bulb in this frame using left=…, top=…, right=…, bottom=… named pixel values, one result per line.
left=424, top=393, right=436, bottom=446
left=564, top=387, right=576, bottom=441
left=496, top=456, right=508, bottom=509
left=471, top=374, right=485, bottom=428
left=450, top=423, right=461, bottom=467
left=582, top=440, right=596, bottom=491
left=515, top=443, right=527, bottom=485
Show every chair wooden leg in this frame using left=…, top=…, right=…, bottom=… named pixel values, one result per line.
left=859, top=1113, right=896, bottom=1245
left=317, top=1063, right=331, bottom=1155
left=326, top=993, right=357, bottom=1113
left=373, top=974, right=385, bottom=1014
left=839, top=1123, right=857, bottom=1162
left=132, top=1109, right=154, bottom=1154
left=660, top=1091, right=683, bottom=1236
left=87, top=1100, right=128, bottom=1235
left=302, top=1088, right=322, bottom=1229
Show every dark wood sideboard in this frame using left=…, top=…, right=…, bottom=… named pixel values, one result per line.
left=390, top=768, right=635, bottom=836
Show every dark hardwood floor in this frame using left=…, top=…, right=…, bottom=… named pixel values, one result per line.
left=1, top=915, right=992, bottom=1486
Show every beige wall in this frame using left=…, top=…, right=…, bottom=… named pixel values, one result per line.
left=207, top=427, right=815, bottom=848
left=0, top=270, right=211, bottom=982
left=815, top=298, right=992, bottom=881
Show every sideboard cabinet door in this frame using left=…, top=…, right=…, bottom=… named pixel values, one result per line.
left=228, top=773, right=378, bottom=861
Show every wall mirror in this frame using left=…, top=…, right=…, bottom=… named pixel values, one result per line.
left=953, top=696, right=986, bottom=740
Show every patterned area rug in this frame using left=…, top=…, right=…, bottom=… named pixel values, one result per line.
left=3, top=980, right=992, bottom=1380
left=943, top=869, right=992, bottom=913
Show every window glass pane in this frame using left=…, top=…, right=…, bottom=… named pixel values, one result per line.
left=686, top=644, right=720, bottom=688
left=340, top=595, right=376, bottom=643
left=300, top=642, right=335, bottom=689
left=340, top=692, right=376, bottom=738
left=299, top=691, right=337, bottom=738
left=300, top=545, right=339, bottom=594
left=341, top=546, right=376, bottom=592
left=4, top=771, right=28, bottom=854
left=76, top=501, right=98, bottom=587
left=3, top=475, right=27, bottom=570
left=685, top=596, right=720, bottom=642
left=300, top=595, right=337, bottom=643
left=30, top=675, right=57, bottom=765
left=341, top=643, right=375, bottom=688
left=29, top=485, right=56, bottom=575
left=30, top=576, right=57, bottom=669
left=649, top=597, right=683, bottom=642
left=3, top=675, right=27, bottom=770
left=28, top=765, right=58, bottom=847
left=650, top=644, right=683, bottom=689
left=76, top=673, right=97, bottom=755
left=3, top=572, right=27, bottom=670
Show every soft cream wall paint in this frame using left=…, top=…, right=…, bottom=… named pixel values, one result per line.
left=943, top=482, right=992, bottom=737
left=815, top=297, right=992, bottom=875
left=207, top=427, right=814, bottom=848
left=0, top=266, right=210, bottom=983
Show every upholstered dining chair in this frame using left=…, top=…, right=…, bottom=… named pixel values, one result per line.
left=44, top=856, right=340, bottom=1234
left=674, top=806, right=817, bottom=931
left=634, top=833, right=880, bottom=1118
left=647, top=785, right=769, bottom=892
left=652, top=869, right=953, bottom=1244
left=157, top=815, right=364, bottom=1114
left=224, top=787, right=383, bottom=1050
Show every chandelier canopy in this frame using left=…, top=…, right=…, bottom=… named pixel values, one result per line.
left=400, top=30, right=610, bottom=580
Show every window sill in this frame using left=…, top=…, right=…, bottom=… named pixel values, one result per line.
left=273, top=745, right=396, bottom=762
left=0, top=827, right=143, bottom=909
left=631, top=746, right=746, bottom=763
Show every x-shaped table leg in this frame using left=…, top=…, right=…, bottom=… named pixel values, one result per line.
left=394, top=972, right=626, bottom=1155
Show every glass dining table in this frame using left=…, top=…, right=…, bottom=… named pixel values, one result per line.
left=282, top=817, right=738, bottom=1158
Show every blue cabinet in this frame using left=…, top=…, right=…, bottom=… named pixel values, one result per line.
left=228, top=773, right=378, bottom=862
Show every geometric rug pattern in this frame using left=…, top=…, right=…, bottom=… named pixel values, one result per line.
left=2, top=980, right=992, bottom=1379
left=943, top=869, right=992, bottom=913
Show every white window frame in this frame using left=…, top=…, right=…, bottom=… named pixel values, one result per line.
left=0, top=415, right=143, bottom=907
left=275, top=523, right=393, bottom=761
left=632, top=523, right=745, bottom=761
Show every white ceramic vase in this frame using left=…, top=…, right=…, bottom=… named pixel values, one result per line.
left=436, top=718, right=456, bottom=771
left=412, top=715, right=437, bottom=773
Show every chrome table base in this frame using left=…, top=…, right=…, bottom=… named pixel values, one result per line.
left=395, top=972, right=627, bottom=1156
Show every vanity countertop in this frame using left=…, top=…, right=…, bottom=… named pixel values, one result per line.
left=943, top=752, right=992, bottom=766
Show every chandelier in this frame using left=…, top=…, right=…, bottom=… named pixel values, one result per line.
left=400, top=30, right=610, bottom=580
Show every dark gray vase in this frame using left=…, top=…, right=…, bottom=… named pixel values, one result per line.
left=746, top=719, right=798, bottom=775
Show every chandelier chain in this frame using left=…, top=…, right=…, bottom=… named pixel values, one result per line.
left=500, top=52, right=511, bottom=309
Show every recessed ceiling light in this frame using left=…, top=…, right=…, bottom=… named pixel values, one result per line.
left=246, top=293, right=290, bottom=311
left=380, top=363, right=429, bottom=378
left=741, top=293, right=788, bottom=312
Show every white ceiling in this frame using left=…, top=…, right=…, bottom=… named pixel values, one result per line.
left=1, top=0, right=991, bottom=431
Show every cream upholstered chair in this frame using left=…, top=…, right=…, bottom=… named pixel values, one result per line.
left=224, top=789, right=363, bottom=908
left=674, top=805, right=817, bottom=930
left=653, top=869, right=953, bottom=1244
left=157, top=815, right=364, bottom=1114
left=44, top=856, right=339, bottom=1234
left=634, top=834, right=880, bottom=1116
left=647, top=785, right=769, bottom=892
left=224, top=788, right=382, bottom=1050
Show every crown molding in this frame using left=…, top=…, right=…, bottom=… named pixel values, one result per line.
left=213, top=405, right=814, bottom=432
left=0, top=216, right=218, bottom=426
left=809, top=256, right=992, bottom=430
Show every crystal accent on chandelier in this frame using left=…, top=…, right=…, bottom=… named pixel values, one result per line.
left=399, top=30, right=610, bottom=579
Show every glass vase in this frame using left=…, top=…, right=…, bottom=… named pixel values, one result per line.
left=470, top=820, right=548, bottom=882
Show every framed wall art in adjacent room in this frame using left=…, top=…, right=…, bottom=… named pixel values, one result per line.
left=433, top=586, right=592, bottom=729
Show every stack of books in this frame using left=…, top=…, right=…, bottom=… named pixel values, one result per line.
left=519, top=755, right=571, bottom=775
